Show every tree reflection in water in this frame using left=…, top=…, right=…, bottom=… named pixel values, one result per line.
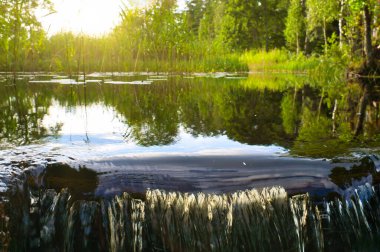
left=0, top=74, right=380, bottom=188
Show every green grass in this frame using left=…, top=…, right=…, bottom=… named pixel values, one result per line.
left=241, top=49, right=347, bottom=77
left=240, top=73, right=308, bottom=91
left=118, top=54, right=248, bottom=73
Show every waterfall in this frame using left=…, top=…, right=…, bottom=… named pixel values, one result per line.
left=2, top=183, right=380, bottom=251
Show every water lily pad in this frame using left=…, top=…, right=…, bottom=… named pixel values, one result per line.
left=104, top=80, right=152, bottom=85
left=29, top=79, right=85, bottom=85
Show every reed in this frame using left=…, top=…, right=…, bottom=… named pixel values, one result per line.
left=124, top=54, right=247, bottom=73
left=241, top=49, right=347, bottom=78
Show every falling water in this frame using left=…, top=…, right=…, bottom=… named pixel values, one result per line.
left=1, top=176, right=380, bottom=251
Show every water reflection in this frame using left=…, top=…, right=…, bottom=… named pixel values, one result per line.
left=329, top=155, right=380, bottom=190
left=1, top=75, right=292, bottom=150
left=1, top=75, right=294, bottom=150
left=39, top=163, right=98, bottom=199
left=0, top=83, right=59, bottom=148
left=30, top=75, right=380, bottom=157
left=0, top=73, right=380, bottom=194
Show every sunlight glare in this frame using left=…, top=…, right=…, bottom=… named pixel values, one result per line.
left=39, top=0, right=125, bottom=36
left=38, top=0, right=186, bottom=36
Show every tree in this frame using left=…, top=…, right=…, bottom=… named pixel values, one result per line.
left=306, top=0, right=339, bottom=54
left=348, top=0, right=377, bottom=69
left=284, top=0, right=306, bottom=54
left=186, top=0, right=205, bottom=35
left=222, top=0, right=288, bottom=51
left=0, top=0, right=53, bottom=74
left=116, top=7, right=146, bottom=70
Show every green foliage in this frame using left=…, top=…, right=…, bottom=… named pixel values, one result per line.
left=306, top=0, right=340, bottom=53
left=242, top=49, right=290, bottom=65
left=281, top=92, right=298, bottom=135
left=242, top=73, right=307, bottom=92
left=0, top=0, right=52, bottom=72
left=0, top=0, right=377, bottom=73
left=349, top=0, right=367, bottom=12
left=298, top=108, right=331, bottom=142
left=186, top=0, right=205, bottom=35
left=222, top=0, right=288, bottom=51
left=284, top=0, right=305, bottom=53
left=241, top=49, right=322, bottom=73
left=291, top=108, right=349, bottom=157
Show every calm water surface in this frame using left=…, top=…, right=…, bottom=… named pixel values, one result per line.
left=0, top=73, right=379, bottom=197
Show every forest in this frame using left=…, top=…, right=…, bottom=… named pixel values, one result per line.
left=0, top=0, right=379, bottom=74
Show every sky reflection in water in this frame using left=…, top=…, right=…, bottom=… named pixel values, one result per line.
left=1, top=74, right=379, bottom=196
left=42, top=102, right=287, bottom=160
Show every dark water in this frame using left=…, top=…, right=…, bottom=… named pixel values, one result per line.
left=1, top=73, right=380, bottom=250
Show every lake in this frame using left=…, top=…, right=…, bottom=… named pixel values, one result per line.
left=1, top=72, right=379, bottom=251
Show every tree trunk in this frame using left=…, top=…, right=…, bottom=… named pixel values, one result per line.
left=332, top=99, right=338, bottom=133
left=339, top=0, right=345, bottom=49
left=363, top=4, right=374, bottom=68
left=354, top=84, right=369, bottom=136
left=12, top=0, right=21, bottom=85
left=304, top=32, right=309, bottom=54
left=263, top=0, right=269, bottom=52
left=317, top=88, right=324, bottom=120
left=296, top=32, right=300, bottom=55
left=323, top=18, right=327, bottom=54
left=301, top=0, right=308, bottom=54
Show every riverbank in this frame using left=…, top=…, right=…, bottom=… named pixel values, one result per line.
left=241, top=49, right=379, bottom=80
left=241, top=49, right=347, bottom=75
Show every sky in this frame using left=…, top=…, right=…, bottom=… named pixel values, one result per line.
left=38, top=0, right=125, bottom=36
left=37, top=0, right=186, bottom=36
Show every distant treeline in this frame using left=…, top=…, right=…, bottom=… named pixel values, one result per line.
left=0, top=0, right=378, bottom=73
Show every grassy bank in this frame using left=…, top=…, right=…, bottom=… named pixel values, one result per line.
left=128, top=54, right=248, bottom=73
left=241, top=49, right=348, bottom=79
left=28, top=53, right=248, bottom=74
